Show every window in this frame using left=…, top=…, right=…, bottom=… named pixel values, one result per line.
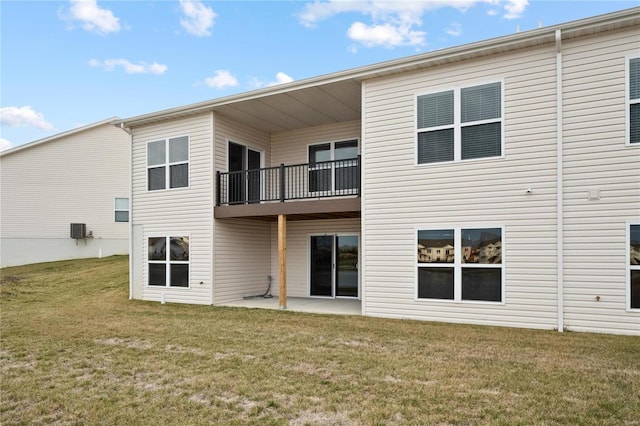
left=417, top=227, right=503, bottom=302
left=308, top=139, right=359, bottom=194
left=148, top=236, right=189, bottom=287
left=147, top=136, right=189, bottom=191
left=114, top=198, right=129, bottom=222
left=629, top=224, right=640, bottom=310
left=628, top=56, right=640, bottom=145
left=417, top=81, right=502, bottom=163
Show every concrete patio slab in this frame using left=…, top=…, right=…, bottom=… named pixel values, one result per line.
left=222, top=296, right=362, bottom=316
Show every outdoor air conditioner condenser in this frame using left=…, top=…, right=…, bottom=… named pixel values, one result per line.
left=70, top=223, right=86, bottom=239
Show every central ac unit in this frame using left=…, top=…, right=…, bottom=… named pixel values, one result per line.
left=70, top=223, right=86, bottom=239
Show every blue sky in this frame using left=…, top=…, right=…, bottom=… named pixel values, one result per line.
left=1, top=0, right=637, bottom=150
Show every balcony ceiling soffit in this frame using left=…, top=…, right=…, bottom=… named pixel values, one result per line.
left=214, top=79, right=361, bottom=133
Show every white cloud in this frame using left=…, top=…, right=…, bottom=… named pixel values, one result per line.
left=297, top=1, right=529, bottom=48
left=67, top=0, right=121, bottom=34
left=204, top=70, right=238, bottom=89
left=445, top=22, right=462, bottom=37
left=89, top=58, right=168, bottom=74
left=504, top=0, right=528, bottom=19
left=250, top=72, right=295, bottom=89
left=179, top=0, right=217, bottom=37
left=268, top=72, right=294, bottom=86
left=0, top=106, right=54, bottom=131
left=0, top=138, right=13, bottom=152
left=348, top=21, right=425, bottom=48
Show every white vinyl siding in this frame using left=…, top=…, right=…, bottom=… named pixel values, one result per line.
left=562, top=27, right=640, bottom=334
left=212, top=119, right=362, bottom=304
left=271, top=121, right=360, bottom=167
left=363, top=43, right=559, bottom=330
left=0, top=121, right=129, bottom=267
left=214, top=219, right=271, bottom=304
left=263, top=122, right=363, bottom=300
left=131, top=113, right=213, bottom=305
left=213, top=115, right=272, bottom=305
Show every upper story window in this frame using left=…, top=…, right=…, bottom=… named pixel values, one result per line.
left=147, top=136, right=189, bottom=191
left=628, top=56, right=639, bottom=145
left=114, top=197, right=129, bottom=222
left=417, top=81, right=502, bottom=164
left=308, top=139, right=359, bottom=194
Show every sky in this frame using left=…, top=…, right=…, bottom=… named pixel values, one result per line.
left=1, top=0, right=637, bottom=150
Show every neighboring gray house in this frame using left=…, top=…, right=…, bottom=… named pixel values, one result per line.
left=0, top=118, right=130, bottom=267
left=118, top=9, right=640, bottom=335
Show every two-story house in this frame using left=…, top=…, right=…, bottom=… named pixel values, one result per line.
left=0, top=118, right=130, bottom=267
left=117, top=8, right=640, bottom=335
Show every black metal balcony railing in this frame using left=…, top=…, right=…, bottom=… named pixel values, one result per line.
left=216, top=156, right=360, bottom=206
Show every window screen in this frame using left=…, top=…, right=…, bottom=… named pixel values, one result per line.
left=630, top=57, right=640, bottom=144
left=417, top=91, right=454, bottom=129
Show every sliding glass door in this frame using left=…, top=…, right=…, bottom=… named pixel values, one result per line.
left=310, top=236, right=333, bottom=296
left=310, top=234, right=359, bottom=298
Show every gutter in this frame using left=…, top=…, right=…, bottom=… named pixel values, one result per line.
left=555, top=29, right=564, bottom=332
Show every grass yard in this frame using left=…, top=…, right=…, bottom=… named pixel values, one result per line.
left=1, top=256, right=639, bottom=425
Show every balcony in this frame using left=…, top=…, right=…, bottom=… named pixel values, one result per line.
left=215, top=157, right=361, bottom=220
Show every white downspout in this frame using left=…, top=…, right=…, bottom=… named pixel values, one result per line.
left=360, top=80, right=366, bottom=316
left=121, top=122, right=134, bottom=300
left=555, top=29, right=564, bottom=332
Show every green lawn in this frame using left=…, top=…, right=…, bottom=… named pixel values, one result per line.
left=1, top=256, right=639, bottom=425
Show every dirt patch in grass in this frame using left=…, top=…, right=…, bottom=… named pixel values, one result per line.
left=0, top=275, right=22, bottom=285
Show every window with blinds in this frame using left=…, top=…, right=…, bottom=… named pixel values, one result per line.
left=147, top=136, right=189, bottom=191
left=629, top=57, right=640, bottom=145
left=417, top=81, right=502, bottom=163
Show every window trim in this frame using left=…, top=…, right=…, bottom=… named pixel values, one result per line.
left=626, top=55, right=640, bottom=146
left=627, top=221, right=640, bottom=312
left=415, top=79, right=505, bottom=165
left=114, top=197, right=129, bottom=223
left=146, top=135, right=190, bottom=191
left=415, top=225, right=505, bottom=305
left=146, top=234, right=191, bottom=289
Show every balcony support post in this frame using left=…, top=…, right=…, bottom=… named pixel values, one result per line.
left=278, top=214, right=287, bottom=309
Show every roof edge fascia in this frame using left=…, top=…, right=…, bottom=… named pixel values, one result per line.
left=117, top=7, right=639, bottom=128
left=0, top=117, right=121, bottom=157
